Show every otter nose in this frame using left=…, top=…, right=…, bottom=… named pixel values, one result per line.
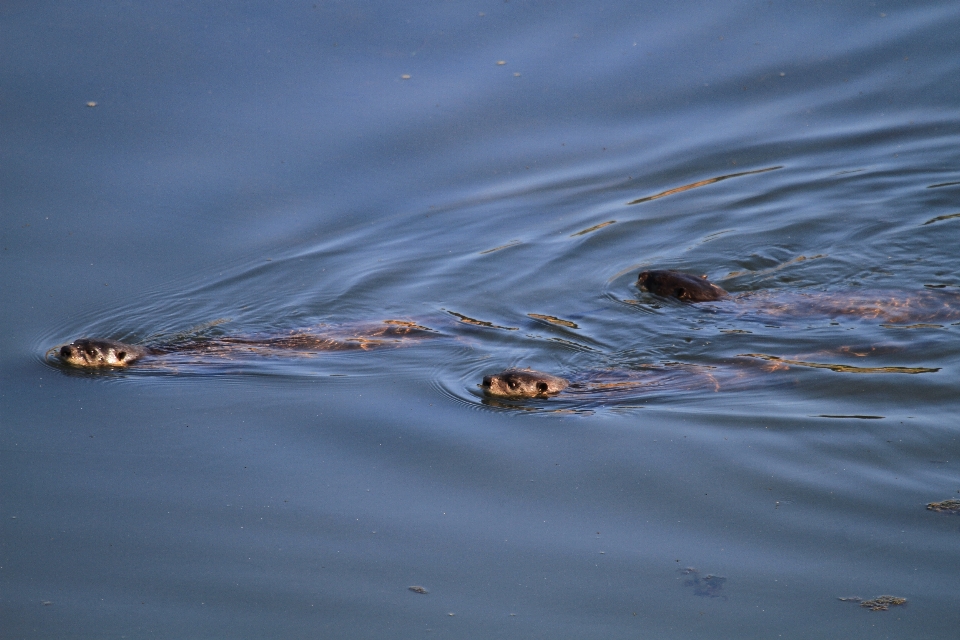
left=481, top=375, right=492, bottom=388
left=60, top=345, right=74, bottom=359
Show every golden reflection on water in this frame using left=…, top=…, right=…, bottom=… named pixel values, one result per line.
left=527, top=313, right=579, bottom=328
left=739, top=353, right=939, bottom=374
left=570, top=220, right=616, bottom=236
left=444, top=310, right=518, bottom=330
left=478, top=240, right=523, bottom=254
left=921, top=211, right=960, bottom=225
left=626, top=165, right=782, bottom=205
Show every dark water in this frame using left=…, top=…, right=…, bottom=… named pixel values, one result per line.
left=3, top=1, right=960, bottom=637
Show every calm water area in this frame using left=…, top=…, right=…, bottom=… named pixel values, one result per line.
left=3, top=1, right=960, bottom=637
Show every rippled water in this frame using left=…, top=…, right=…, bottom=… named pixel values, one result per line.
left=4, top=1, right=960, bottom=637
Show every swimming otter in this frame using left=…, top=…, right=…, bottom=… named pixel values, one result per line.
left=478, top=363, right=734, bottom=400
left=636, top=269, right=960, bottom=324
left=480, top=368, right=570, bottom=398
left=53, top=321, right=433, bottom=369
left=637, top=270, right=727, bottom=302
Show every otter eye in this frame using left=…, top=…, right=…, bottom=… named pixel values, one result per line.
left=675, top=287, right=686, bottom=298
left=508, top=380, right=518, bottom=389
left=536, top=382, right=548, bottom=393
left=117, top=351, right=126, bottom=361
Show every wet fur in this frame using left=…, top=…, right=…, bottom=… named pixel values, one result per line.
left=57, top=339, right=152, bottom=368
left=637, top=270, right=727, bottom=302
left=481, top=368, right=570, bottom=399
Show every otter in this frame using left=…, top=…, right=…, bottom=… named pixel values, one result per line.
left=637, top=269, right=960, bottom=324
left=478, top=362, right=736, bottom=400
left=480, top=368, right=570, bottom=398
left=52, top=321, right=433, bottom=369
left=637, top=270, right=727, bottom=302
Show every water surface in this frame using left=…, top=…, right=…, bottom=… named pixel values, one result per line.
left=3, top=1, right=960, bottom=637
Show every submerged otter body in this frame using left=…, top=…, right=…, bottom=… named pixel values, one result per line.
left=637, top=269, right=960, bottom=324
left=53, top=321, right=433, bottom=369
left=479, top=363, right=732, bottom=400
left=637, top=270, right=727, bottom=302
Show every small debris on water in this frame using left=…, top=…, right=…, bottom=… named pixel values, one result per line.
left=408, top=586, right=428, bottom=594
left=839, top=595, right=907, bottom=611
left=927, top=499, right=960, bottom=513
left=860, top=595, right=906, bottom=611
left=681, top=567, right=726, bottom=598
left=527, top=313, right=578, bottom=328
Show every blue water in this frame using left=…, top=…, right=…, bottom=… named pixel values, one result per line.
left=3, top=1, right=960, bottom=637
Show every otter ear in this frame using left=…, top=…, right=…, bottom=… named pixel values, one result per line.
left=117, top=352, right=126, bottom=361
left=536, top=381, right=548, bottom=393
left=675, top=287, right=687, bottom=299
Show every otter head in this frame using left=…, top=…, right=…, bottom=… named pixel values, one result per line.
left=480, top=368, right=569, bottom=399
left=637, top=270, right=727, bottom=302
left=56, top=338, right=147, bottom=368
